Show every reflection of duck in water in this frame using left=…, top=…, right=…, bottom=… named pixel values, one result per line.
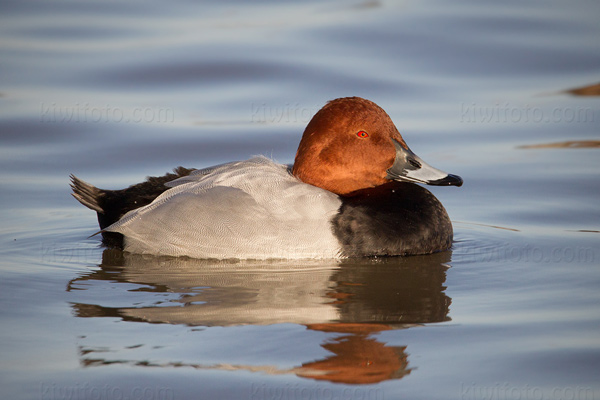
left=70, top=250, right=451, bottom=384
left=301, top=323, right=411, bottom=384
left=71, top=97, right=461, bottom=259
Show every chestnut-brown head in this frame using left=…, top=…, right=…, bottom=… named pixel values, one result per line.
left=292, top=97, right=462, bottom=196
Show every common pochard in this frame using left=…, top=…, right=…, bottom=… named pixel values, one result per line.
left=71, top=97, right=462, bottom=259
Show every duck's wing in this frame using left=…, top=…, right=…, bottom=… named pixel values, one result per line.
left=165, top=160, right=247, bottom=188
left=105, top=157, right=342, bottom=259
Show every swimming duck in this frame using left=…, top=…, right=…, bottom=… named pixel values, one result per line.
left=71, top=97, right=462, bottom=259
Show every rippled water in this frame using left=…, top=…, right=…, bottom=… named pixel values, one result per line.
left=1, top=0, right=599, bottom=399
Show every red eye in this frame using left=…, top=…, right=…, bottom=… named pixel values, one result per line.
left=356, top=131, right=369, bottom=138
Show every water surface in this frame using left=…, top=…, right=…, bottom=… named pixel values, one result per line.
left=1, top=0, right=599, bottom=399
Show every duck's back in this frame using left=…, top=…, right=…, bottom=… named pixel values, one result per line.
left=105, top=157, right=343, bottom=259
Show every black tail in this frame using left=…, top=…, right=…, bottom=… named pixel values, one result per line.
left=70, top=175, right=104, bottom=214
left=70, top=167, right=195, bottom=247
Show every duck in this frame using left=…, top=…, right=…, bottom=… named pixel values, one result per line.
left=71, top=97, right=462, bottom=259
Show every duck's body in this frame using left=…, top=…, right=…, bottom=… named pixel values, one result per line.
left=70, top=166, right=195, bottom=248
left=71, top=97, right=462, bottom=259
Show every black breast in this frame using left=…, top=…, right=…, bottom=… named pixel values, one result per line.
left=331, top=182, right=453, bottom=257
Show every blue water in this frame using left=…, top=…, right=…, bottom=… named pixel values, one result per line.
left=1, top=0, right=599, bottom=399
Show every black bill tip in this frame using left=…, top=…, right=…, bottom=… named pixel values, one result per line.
left=428, top=174, right=463, bottom=187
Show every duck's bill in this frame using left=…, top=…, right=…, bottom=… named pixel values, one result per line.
left=386, top=139, right=463, bottom=187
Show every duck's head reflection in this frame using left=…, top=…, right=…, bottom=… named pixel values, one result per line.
left=69, top=249, right=452, bottom=385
